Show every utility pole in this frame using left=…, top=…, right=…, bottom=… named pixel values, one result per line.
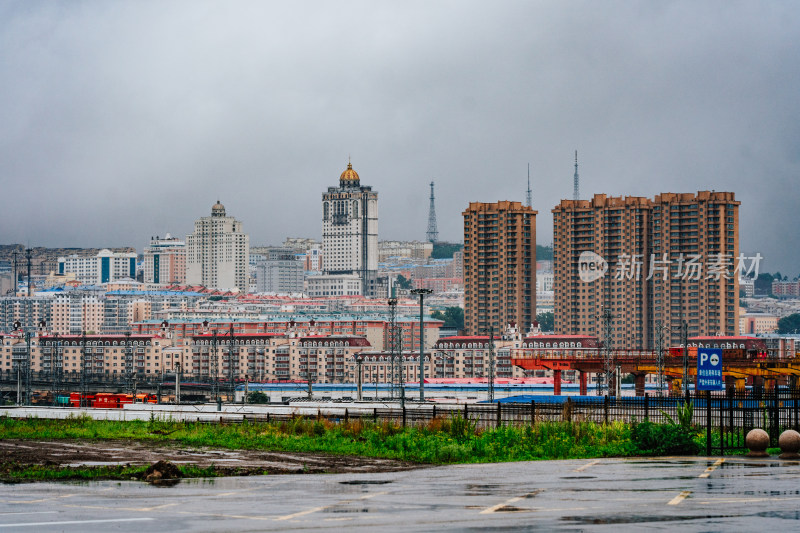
left=26, top=248, right=33, bottom=297
left=397, top=326, right=405, bottom=408
left=80, top=331, right=88, bottom=407
left=410, top=288, right=432, bottom=401
left=654, top=320, right=665, bottom=397
left=211, top=329, right=219, bottom=403
left=598, top=308, right=615, bottom=396
left=51, top=332, right=61, bottom=406
left=22, top=331, right=31, bottom=405
left=682, top=319, right=689, bottom=395
left=228, top=324, right=235, bottom=403
left=388, top=298, right=397, bottom=399
left=12, top=250, right=18, bottom=295
left=175, top=361, right=181, bottom=405
left=487, top=326, right=495, bottom=403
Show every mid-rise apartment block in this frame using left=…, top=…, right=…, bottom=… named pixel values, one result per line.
left=186, top=201, right=250, bottom=293
left=58, top=249, right=137, bottom=286
left=553, top=191, right=740, bottom=349
left=463, top=201, right=536, bottom=335
left=143, top=234, right=186, bottom=285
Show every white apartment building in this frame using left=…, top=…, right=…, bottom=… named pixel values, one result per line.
left=306, top=273, right=362, bottom=297
left=186, top=201, right=250, bottom=293
left=58, top=249, right=137, bottom=286
left=143, top=234, right=186, bottom=285
left=322, top=162, right=378, bottom=296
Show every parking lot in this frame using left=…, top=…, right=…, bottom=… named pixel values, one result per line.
left=2, top=456, right=800, bottom=531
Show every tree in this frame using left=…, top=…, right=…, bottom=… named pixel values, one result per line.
left=431, top=307, right=464, bottom=330
left=247, top=391, right=269, bottom=404
left=754, top=273, right=774, bottom=296
left=536, top=244, right=553, bottom=261
left=778, top=314, right=800, bottom=334
left=536, top=311, right=554, bottom=332
left=395, top=275, right=412, bottom=290
left=431, top=242, right=463, bottom=259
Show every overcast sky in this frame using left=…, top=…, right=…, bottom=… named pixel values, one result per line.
left=1, top=1, right=798, bottom=273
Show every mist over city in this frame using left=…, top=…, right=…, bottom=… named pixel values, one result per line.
left=1, top=1, right=799, bottom=272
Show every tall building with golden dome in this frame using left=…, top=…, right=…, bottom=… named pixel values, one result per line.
left=186, top=201, right=250, bottom=293
left=319, top=161, right=378, bottom=296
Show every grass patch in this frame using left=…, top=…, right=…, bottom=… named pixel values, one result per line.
left=0, top=413, right=645, bottom=466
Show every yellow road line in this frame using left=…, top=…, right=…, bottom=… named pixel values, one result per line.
left=699, top=458, right=725, bottom=478
left=480, top=490, right=542, bottom=514
left=667, top=490, right=691, bottom=505
left=275, top=491, right=386, bottom=521
left=574, top=459, right=600, bottom=472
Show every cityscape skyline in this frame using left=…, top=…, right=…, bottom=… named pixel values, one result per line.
left=1, top=3, right=799, bottom=273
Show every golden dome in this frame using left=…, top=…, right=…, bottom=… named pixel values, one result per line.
left=339, top=162, right=360, bottom=183
left=211, top=200, right=226, bottom=217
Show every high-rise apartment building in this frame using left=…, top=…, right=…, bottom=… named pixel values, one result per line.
left=143, top=234, right=186, bottom=285
left=553, top=191, right=739, bottom=349
left=553, top=195, right=651, bottom=348
left=651, top=192, right=740, bottom=346
left=58, top=249, right=137, bottom=286
left=462, top=201, right=536, bottom=335
left=322, top=162, right=378, bottom=296
left=186, top=201, right=250, bottom=293
left=253, top=248, right=304, bottom=294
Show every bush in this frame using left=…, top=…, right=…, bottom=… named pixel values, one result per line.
left=631, top=420, right=700, bottom=456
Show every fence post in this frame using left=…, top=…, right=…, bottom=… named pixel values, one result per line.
left=496, top=402, right=502, bottom=428
left=644, top=393, right=649, bottom=420
left=432, top=404, right=437, bottom=420
left=464, top=403, right=468, bottom=419
left=530, top=400, right=536, bottom=426
left=266, top=412, right=270, bottom=423
left=794, top=387, right=799, bottom=431
left=604, top=395, right=609, bottom=425
left=374, top=407, right=377, bottom=424
left=344, top=408, right=349, bottom=425
left=402, top=406, right=407, bottom=427
left=706, top=390, right=712, bottom=456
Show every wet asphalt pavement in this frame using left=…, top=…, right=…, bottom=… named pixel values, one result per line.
left=1, top=456, right=799, bottom=531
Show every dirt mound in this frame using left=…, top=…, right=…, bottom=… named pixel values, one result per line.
left=143, top=460, right=182, bottom=482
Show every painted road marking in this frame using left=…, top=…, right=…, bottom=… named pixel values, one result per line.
left=480, top=490, right=542, bottom=514
left=5, top=494, right=76, bottom=505
left=276, top=491, right=387, bottom=521
left=667, top=491, right=691, bottom=505
left=699, top=458, right=725, bottom=478
left=64, top=503, right=179, bottom=513
left=0, top=517, right=154, bottom=528
left=574, top=459, right=600, bottom=472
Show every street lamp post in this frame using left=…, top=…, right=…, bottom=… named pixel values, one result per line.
left=410, top=288, right=432, bottom=401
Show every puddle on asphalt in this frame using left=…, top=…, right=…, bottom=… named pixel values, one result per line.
left=339, top=480, right=393, bottom=485
left=560, top=475, right=596, bottom=479
left=561, top=514, right=735, bottom=525
left=463, top=484, right=503, bottom=496
left=63, top=461, right=126, bottom=467
left=494, top=505, right=530, bottom=513
left=327, top=507, right=370, bottom=514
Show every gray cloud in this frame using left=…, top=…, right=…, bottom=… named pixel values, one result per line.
left=1, top=1, right=798, bottom=273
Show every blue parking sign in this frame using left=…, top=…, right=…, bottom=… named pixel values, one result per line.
left=696, top=348, right=723, bottom=391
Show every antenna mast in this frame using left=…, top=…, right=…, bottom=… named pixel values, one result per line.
left=426, top=181, right=439, bottom=243
left=573, top=150, right=580, bottom=201
left=526, top=163, right=532, bottom=207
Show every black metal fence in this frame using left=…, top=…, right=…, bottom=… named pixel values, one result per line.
left=234, top=390, right=800, bottom=455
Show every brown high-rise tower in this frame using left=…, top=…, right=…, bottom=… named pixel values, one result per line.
left=463, top=201, right=537, bottom=335
left=553, top=191, right=740, bottom=349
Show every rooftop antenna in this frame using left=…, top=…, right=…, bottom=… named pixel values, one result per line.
left=426, top=181, right=439, bottom=243
left=526, top=163, right=532, bottom=207
left=573, top=150, right=580, bottom=201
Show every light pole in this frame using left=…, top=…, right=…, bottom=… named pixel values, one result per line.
left=410, top=288, right=432, bottom=401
